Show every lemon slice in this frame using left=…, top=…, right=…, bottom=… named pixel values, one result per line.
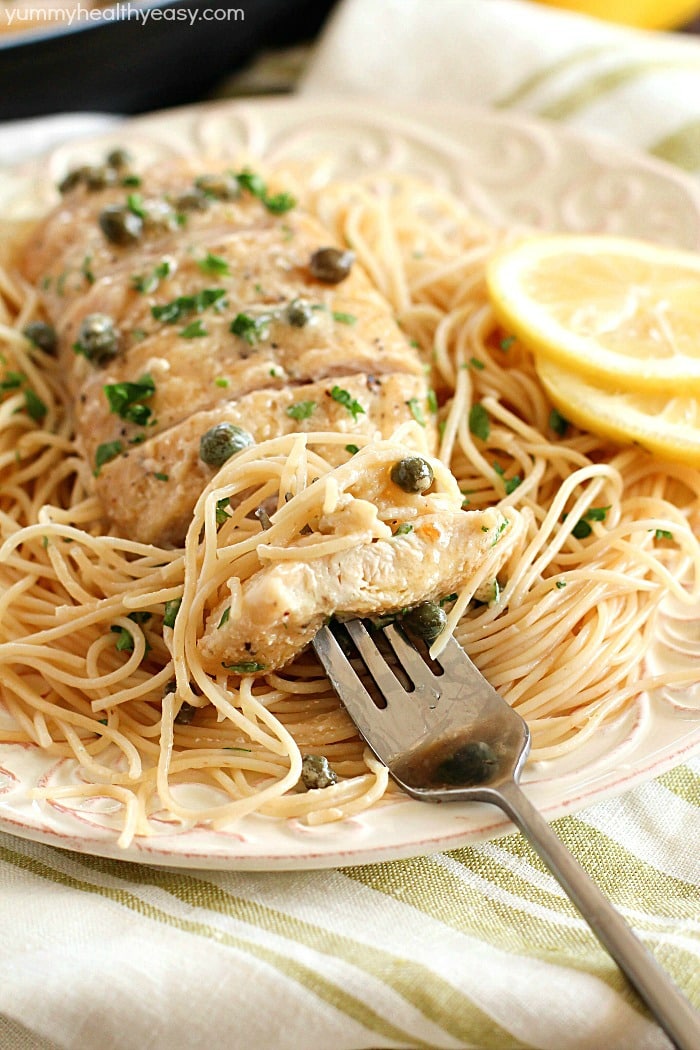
left=486, top=234, right=700, bottom=393
left=535, top=0, right=700, bottom=31
left=536, top=354, right=700, bottom=466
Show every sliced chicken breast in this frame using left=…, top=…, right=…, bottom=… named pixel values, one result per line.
left=199, top=499, right=522, bottom=673
left=22, top=153, right=519, bottom=671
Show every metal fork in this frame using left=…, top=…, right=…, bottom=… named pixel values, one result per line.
left=313, top=619, right=700, bottom=1050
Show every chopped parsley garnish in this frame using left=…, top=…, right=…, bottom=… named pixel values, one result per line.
left=583, top=505, right=610, bottom=522
left=569, top=505, right=611, bottom=539
left=215, top=497, right=231, bottom=526
left=570, top=520, right=591, bottom=539
left=500, top=335, right=515, bottom=351
left=556, top=580, right=567, bottom=589
left=152, top=288, right=226, bottom=324
left=81, top=255, right=95, bottom=285
left=132, top=259, right=172, bottom=294
left=215, top=377, right=230, bottom=387
left=406, top=397, right=426, bottom=426
left=1, top=370, right=23, bottom=391
left=221, top=661, right=267, bottom=674
left=104, top=373, right=155, bottom=425
left=491, top=520, right=509, bottom=546
left=180, top=319, right=208, bottom=339
left=426, top=389, right=438, bottom=414
left=197, top=252, right=230, bottom=276
left=218, top=607, right=231, bottom=628
left=468, top=402, right=490, bottom=441
left=330, top=385, right=365, bottom=421
left=111, top=625, right=134, bottom=651
left=2, top=371, right=47, bottom=423
left=263, top=192, right=296, bottom=215
left=493, top=461, right=521, bottom=495
left=230, top=312, right=270, bottom=345
left=23, top=388, right=47, bottom=423
left=235, top=170, right=296, bottom=214
left=654, top=528, right=674, bottom=541
left=393, top=522, right=414, bottom=536
left=332, top=311, right=357, bottom=325
left=549, top=407, right=569, bottom=437
left=285, top=400, right=316, bottom=421
left=439, top=593, right=458, bottom=606
left=153, top=472, right=169, bottom=482
left=469, top=356, right=485, bottom=370
left=163, top=598, right=182, bottom=628
left=345, top=444, right=360, bottom=455
left=236, top=170, right=267, bottom=197
left=94, top=440, right=123, bottom=475
left=126, top=192, right=147, bottom=219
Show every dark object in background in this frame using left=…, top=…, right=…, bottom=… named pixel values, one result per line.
left=0, top=0, right=338, bottom=121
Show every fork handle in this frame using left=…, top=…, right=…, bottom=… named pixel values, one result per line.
left=493, top=779, right=700, bottom=1050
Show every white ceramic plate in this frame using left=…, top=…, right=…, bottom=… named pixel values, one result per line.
left=1, top=97, right=699, bottom=870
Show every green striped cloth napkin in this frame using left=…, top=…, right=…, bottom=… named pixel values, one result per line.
left=1, top=2, right=699, bottom=1047
left=0, top=761, right=697, bottom=1048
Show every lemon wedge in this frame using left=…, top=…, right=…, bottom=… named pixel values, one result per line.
left=486, top=234, right=700, bottom=393
left=536, top=354, right=700, bottom=466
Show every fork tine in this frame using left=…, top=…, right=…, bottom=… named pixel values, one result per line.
left=433, top=636, right=502, bottom=700
left=345, top=619, right=410, bottom=700
left=312, top=625, right=392, bottom=758
left=433, top=635, right=480, bottom=675
left=382, top=623, right=441, bottom=694
left=312, top=624, right=378, bottom=708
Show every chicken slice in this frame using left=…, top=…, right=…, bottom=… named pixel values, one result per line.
left=198, top=462, right=524, bottom=673
left=22, top=157, right=432, bottom=549
left=96, top=372, right=434, bottom=546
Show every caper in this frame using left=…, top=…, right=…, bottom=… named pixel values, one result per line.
left=309, top=246, right=355, bottom=284
left=174, top=702, right=197, bottom=725
left=82, top=165, right=118, bottom=190
left=174, top=188, right=210, bottom=213
left=142, top=199, right=177, bottom=233
left=390, top=455, right=434, bottom=494
left=74, top=313, right=120, bottom=365
left=434, top=741, right=498, bottom=786
left=23, top=321, right=57, bottom=355
left=285, top=299, right=314, bottom=327
left=59, top=164, right=118, bottom=194
left=99, top=204, right=143, bottom=245
left=58, top=169, right=83, bottom=194
left=194, top=172, right=240, bottom=201
left=300, top=754, right=338, bottom=790
left=401, top=601, right=447, bottom=643
left=106, top=147, right=131, bottom=170
left=199, top=422, right=254, bottom=468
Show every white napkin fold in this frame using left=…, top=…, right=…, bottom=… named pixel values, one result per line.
left=301, top=0, right=700, bottom=171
